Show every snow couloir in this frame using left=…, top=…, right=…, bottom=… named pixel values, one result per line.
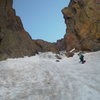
left=0, top=51, right=100, bottom=100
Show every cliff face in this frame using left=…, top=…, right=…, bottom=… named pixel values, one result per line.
left=62, top=0, right=100, bottom=51
left=0, top=0, right=37, bottom=60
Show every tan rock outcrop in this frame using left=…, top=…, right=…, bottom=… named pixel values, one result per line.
left=62, top=0, right=100, bottom=51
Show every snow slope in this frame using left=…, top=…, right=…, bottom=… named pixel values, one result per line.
left=0, top=51, right=100, bottom=100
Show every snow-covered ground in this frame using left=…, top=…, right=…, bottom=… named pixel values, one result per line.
left=0, top=51, right=100, bottom=100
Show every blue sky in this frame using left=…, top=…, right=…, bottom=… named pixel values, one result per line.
left=13, top=0, right=70, bottom=42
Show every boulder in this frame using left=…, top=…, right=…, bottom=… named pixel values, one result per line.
left=66, top=52, right=74, bottom=57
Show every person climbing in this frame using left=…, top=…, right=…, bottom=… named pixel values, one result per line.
left=78, top=52, right=86, bottom=64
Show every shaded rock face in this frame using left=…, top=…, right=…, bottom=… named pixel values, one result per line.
left=0, top=0, right=37, bottom=60
left=34, top=40, right=59, bottom=53
left=62, top=0, right=100, bottom=51
left=56, top=38, right=65, bottom=51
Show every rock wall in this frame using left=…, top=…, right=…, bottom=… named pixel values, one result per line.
left=0, top=0, right=37, bottom=60
left=62, top=0, right=100, bottom=51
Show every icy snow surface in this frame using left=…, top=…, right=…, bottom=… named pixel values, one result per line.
left=0, top=51, right=100, bottom=100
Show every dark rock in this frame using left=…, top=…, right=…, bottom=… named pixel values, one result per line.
left=55, top=54, right=62, bottom=59
left=56, top=60, right=60, bottom=62
left=66, top=52, right=74, bottom=57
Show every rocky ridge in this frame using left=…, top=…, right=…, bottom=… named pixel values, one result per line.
left=33, top=39, right=59, bottom=53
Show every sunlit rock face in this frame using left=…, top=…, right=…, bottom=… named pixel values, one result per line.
left=62, top=0, right=100, bottom=51
left=0, top=0, right=37, bottom=60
